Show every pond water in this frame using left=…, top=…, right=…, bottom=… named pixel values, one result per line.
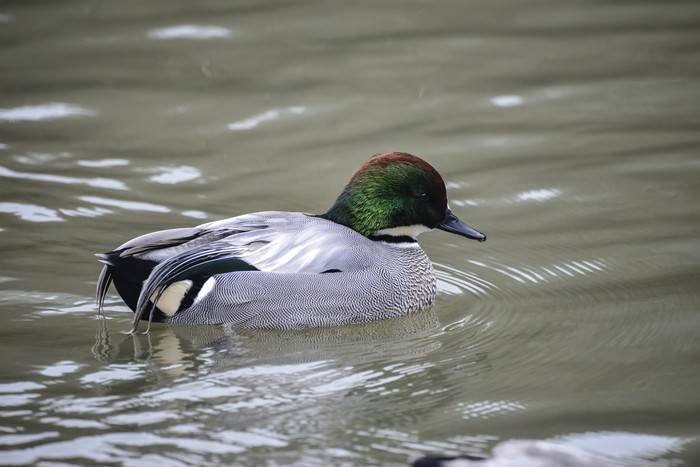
left=1, top=1, right=699, bottom=465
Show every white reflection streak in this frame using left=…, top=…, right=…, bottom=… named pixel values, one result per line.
left=490, top=95, right=523, bottom=107
left=557, top=431, right=691, bottom=462
left=563, top=262, right=587, bottom=275
left=14, top=152, right=72, bottom=165
left=540, top=266, right=558, bottom=277
left=458, top=399, right=526, bottom=419
left=103, top=411, right=178, bottom=426
left=80, top=366, right=144, bottom=385
left=446, top=263, right=496, bottom=291
left=181, top=210, right=207, bottom=219
left=0, top=432, right=246, bottom=465
left=0, top=394, right=40, bottom=407
left=228, top=106, right=305, bottom=131
left=468, top=259, right=528, bottom=284
left=311, top=370, right=381, bottom=395
left=570, top=261, right=594, bottom=273
left=0, top=203, right=63, bottom=223
left=79, top=196, right=169, bottom=213
left=147, top=25, right=231, bottom=40
left=573, top=260, right=603, bottom=272
left=515, top=188, right=561, bottom=202
left=0, top=432, right=60, bottom=446
left=435, top=263, right=495, bottom=295
left=138, top=381, right=248, bottom=403
left=435, top=278, right=463, bottom=295
left=0, top=166, right=127, bottom=190
left=553, top=264, right=576, bottom=278
left=39, top=361, right=82, bottom=378
left=491, top=266, right=527, bottom=284
left=522, top=266, right=547, bottom=282
left=77, top=159, right=130, bottom=168
left=59, top=206, right=113, bottom=218
left=469, top=259, right=606, bottom=285
left=211, top=429, right=287, bottom=448
left=39, top=417, right=107, bottom=430
left=505, top=266, right=540, bottom=283
left=108, top=361, right=327, bottom=406
left=138, top=165, right=201, bottom=184
left=0, top=382, right=46, bottom=393
left=0, top=103, right=97, bottom=121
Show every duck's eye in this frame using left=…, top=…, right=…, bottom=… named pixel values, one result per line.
left=419, top=192, right=430, bottom=201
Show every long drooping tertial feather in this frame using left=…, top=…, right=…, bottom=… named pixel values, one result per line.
left=95, top=264, right=113, bottom=315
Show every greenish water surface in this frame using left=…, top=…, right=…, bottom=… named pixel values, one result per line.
left=1, top=1, right=699, bottom=465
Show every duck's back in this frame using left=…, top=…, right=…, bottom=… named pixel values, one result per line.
left=199, top=211, right=377, bottom=274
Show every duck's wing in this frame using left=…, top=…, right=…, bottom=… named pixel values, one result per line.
left=184, top=211, right=371, bottom=274
left=96, top=226, right=241, bottom=314
left=99, top=212, right=373, bottom=333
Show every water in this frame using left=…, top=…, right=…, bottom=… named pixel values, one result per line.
left=1, top=0, right=699, bottom=465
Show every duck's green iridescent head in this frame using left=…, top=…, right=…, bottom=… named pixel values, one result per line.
left=322, top=152, right=486, bottom=242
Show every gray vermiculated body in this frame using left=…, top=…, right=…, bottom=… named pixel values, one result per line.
left=167, top=244, right=436, bottom=329
left=108, top=212, right=437, bottom=329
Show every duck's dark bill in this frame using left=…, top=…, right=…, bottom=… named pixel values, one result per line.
left=438, top=208, right=486, bottom=242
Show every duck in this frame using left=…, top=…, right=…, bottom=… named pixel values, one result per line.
left=96, top=151, right=486, bottom=333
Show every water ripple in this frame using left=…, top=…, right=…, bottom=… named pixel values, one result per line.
left=59, top=206, right=113, bottom=218
left=357, top=428, right=497, bottom=460
left=515, top=188, right=562, bottom=202
left=450, top=187, right=563, bottom=207
left=0, top=432, right=246, bottom=465
left=0, top=166, right=127, bottom=190
left=13, top=152, right=72, bottom=165
left=434, top=255, right=605, bottom=305
left=0, top=103, right=97, bottom=122
left=0, top=432, right=59, bottom=447
left=435, top=262, right=497, bottom=296
left=467, top=257, right=607, bottom=287
left=136, top=165, right=202, bottom=184
left=42, top=395, right=121, bottom=415
left=557, top=431, right=692, bottom=462
left=77, top=159, right=130, bottom=168
left=38, top=417, right=107, bottom=430
left=456, top=399, right=527, bottom=420
left=0, top=202, right=63, bottom=223
left=228, top=106, right=305, bottom=131
left=490, top=95, right=523, bottom=107
left=147, top=25, right=232, bottom=40
left=0, top=382, right=46, bottom=393
left=38, top=361, right=82, bottom=378
left=182, top=210, right=208, bottom=219
left=80, top=365, right=146, bottom=385
left=79, top=196, right=170, bottom=213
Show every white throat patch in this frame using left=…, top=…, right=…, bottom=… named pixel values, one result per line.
left=374, top=224, right=431, bottom=239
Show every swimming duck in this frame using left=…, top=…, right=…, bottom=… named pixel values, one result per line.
left=96, top=151, right=485, bottom=333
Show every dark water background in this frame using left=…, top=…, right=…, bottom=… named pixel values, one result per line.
left=1, top=1, right=699, bottom=465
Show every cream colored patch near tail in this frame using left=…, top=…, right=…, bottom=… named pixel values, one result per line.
left=149, top=280, right=193, bottom=316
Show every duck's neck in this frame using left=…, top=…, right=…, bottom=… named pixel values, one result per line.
left=321, top=197, right=424, bottom=244
left=320, top=168, right=401, bottom=237
left=320, top=189, right=388, bottom=237
left=320, top=161, right=430, bottom=239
